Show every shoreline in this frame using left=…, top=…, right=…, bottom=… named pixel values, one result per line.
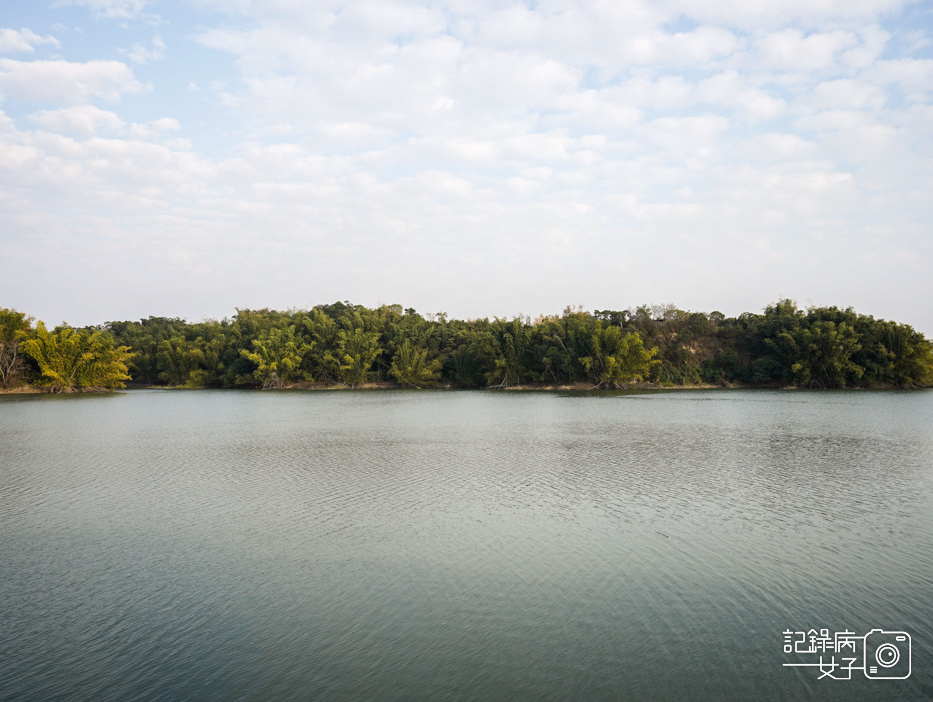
left=117, top=381, right=926, bottom=392
left=4, top=382, right=927, bottom=395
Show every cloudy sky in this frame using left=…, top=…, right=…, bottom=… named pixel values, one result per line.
left=1, top=0, right=931, bottom=330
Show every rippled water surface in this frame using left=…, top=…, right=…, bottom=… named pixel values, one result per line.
left=2, top=389, right=933, bottom=701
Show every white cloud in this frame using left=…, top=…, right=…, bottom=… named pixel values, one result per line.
left=637, top=114, right=731, bottom=160
left=840, top=25, right=890, bottom=70
left=757, top=29, right=861, bottom=72
left=127, top=35, right=165, bottom=64
left=865, top=58, right=933, bottom=99
left=545, top=89, right=643, bottom=133
left=740, top=132, right=820, bottom=163
left=57, top=0, right=150, bottom=20
left=664, top=0, right=910, bottom=29
left=696, top=72, right=787, bottom=120
left=30, top=105, right=125, bottom=136
left=0, top=28, right=60, bottom=54
left=27, top=106, right=185, bottom=146
left=0, top=58, right=143, bottom=105
left=803, top=79, right=887, bottom=110
left=128, top=117, right=181, bottom=140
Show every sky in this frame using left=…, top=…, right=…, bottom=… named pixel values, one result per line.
left=1, top=0, right=932, bottom=331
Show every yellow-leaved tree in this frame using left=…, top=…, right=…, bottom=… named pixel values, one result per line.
left=389, top=340, right=441, bottom=387
left=580, top=326, right=660, bottom=389
left=18, top=322, right=134, bottom=392
left=321, top=327, right=382, bottom=387
left=239, top=325, right=314, bottom=388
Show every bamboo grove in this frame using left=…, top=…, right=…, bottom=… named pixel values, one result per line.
left=2, top=300, right=932, bottom=393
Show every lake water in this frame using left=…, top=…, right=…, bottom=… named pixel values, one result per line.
left=1, top=389, right=932, bottom=701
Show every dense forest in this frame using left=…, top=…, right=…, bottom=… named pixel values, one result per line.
left=2, top=300, right=932, bottom=393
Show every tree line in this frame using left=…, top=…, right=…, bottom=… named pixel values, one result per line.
left=2, top=300, right=932, bottom=392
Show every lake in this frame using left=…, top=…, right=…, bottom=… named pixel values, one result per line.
left=1, top=389, right=932, bottom=700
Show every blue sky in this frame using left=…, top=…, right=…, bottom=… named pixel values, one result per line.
left=1, top=0, right=932, bottom=331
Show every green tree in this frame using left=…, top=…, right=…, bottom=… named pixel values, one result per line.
left=772, top=321, right=863, bottom=388
left=0, top=308, right=32, bottom=389
left=389, top=340, right=442, bottom=387
left=448, top=345, right=480, bottom=385
left=580, top=326, right=660, bottom=388
left=239, top=325, right=314, bottom=388
left=325, top=327, right=381, bottom=387
left=157, top=336, right=205, bottom=386
left=881, top=322, right=933, bottom=388
left=298, top=308, right=342, bottom=382
left=76, top=300, right=933, bottom=391
left=485, top=318, right=531, bottom=387
left=19, top=322, right=133, bottom=392
left=240, top=324, right=314, bottom=388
